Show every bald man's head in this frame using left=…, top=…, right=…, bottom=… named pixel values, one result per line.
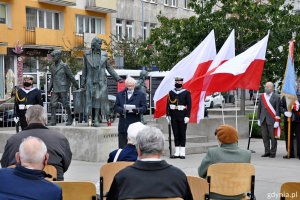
left=16, top=136, right=48, bottom=170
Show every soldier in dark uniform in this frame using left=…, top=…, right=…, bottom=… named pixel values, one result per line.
left=14, top=75, right=43, bottom=130
left=48, top=50, right=79, bottom=126
left=166, top=77, right=191, bottom=159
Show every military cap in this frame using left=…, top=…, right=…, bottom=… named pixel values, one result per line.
left=175, top=77, right=184, bottom=81
left=23, top=75, right=34, bottom=80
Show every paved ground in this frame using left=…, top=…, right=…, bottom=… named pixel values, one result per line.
left=63, top=138, right=299, bottom=200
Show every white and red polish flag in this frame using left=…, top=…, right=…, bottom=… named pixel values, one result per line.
left=189, top=30, right=235, bottom=123
left=190, top=32, right=270, bottom=95
left=153, top=30, right=216, bottom=119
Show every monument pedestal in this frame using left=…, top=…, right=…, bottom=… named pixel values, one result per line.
left=50, top=125, right=118, bottom=162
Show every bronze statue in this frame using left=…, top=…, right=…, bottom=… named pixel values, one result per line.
left=81, top=37, right=122, bottom=127
left=48, top=50, right=79, bottom=126
left=136, top=69, right=150, bottom=124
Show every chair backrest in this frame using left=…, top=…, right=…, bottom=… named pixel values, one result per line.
left=54, top=181, right=97, bottom=200
left=206, top=163, right=255, bottom=198
left=43, top=165, right=57, bottom=181
left=7, top=164, right=57, bottom=181
left=187, top=176, right=208, bottom=200
left=127, top=198, right=183, bottom=200
left=100, top=161, right=134, bottom=199
left=280, top=182, right=300, bottom=200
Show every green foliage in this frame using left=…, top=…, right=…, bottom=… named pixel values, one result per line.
left=103, top=35, right=143, bottom=69
left=138, top=0, right=300, bottom=84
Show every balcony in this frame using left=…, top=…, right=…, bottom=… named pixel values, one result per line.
left=38, top=0, right=76, bottom=6
left=85, top=0, right=117, bottom=13
left=25, top=27, right=64, bottom=49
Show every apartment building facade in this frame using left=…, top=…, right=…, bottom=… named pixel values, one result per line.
left=111, top=0, right=195, bottom=41
left=0, top=0, right=116, bottom=99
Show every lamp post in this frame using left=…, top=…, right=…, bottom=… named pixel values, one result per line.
left=141, top=0, right=144, bottom=40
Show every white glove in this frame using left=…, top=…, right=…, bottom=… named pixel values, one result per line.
left=257, top=120, right=261, bottom=126
left=14, top=117, right=19, bottom=123
left=274, top=121, right=279, bottom=128
left=184, top=117, right=189, bottom=124
left=294, top=102, right=299, bottom=111
left=284, top=111, right=292, bottom=118
left=166, top=116, right=171, bottom=124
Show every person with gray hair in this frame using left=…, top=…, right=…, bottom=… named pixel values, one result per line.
left=257, top=81, right=280, bottom=158
left=115, top=76, right=147, bottom=148
left=1, top=105, right=72, bottom=180
left=107, top=122, right=145, bottom=162
left=0, top=136, right=62, bottom=199
left=107, top=126, right=193, bottom=200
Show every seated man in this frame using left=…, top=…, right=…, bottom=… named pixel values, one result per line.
left=1, top=105, right=72, bottom=181
left=198, top=124, right=251, bottom=199
left=107, top=122, right=145, bottom=162
left=107, top=126, right=193, bottom=200
left=0, top=136, right=62, bottom=200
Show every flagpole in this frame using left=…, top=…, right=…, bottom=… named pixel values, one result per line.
left=235, top=90, right=238, bottom=131
left=248, top=90, right=259, bottom=150
left=287, top=116, right=291, bottom=158
left=221, top=97, right=225, bottom=124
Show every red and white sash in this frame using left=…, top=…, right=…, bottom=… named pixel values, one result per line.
left=261, top=93, right=281, bottom=138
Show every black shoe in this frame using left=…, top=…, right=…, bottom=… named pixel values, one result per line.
left=179, top=156, right=185, bottom=159
left=170, top=155, right=180, bottom=159
left=261, top=153, right=270, bottom=157
left=269, top=155, right=276, bottom=158
left=283, top=155, right=295, bottom=159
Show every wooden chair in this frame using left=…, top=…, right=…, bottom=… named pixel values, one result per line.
left=187, top=176, right=209, bottom=200
left=7, top=164, right=57, bottom=181
left=54, top=181, right=97, bottom=200
left=205, top=163, right=255, bottom=200
left=280, top=182, right=300, bottom=200
left=100, top=161, right=134, bottom=200
left=43, top=164, right=57, bottom=181
left=127, top=198, right=183, bottom=200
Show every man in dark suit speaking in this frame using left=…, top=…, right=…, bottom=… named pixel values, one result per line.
left=115, top=76, right=147, bottom=148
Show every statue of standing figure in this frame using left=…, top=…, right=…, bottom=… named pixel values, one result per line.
left=136, top=69, right=150, bottom=124
left=48, top=50, right=79, bottom=126
left=81, top=37, right=123, bottom=127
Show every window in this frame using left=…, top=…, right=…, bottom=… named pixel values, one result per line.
left=164, top=0, right=177, bottom=7
left=126, top=21, right=133, bottom=40
left=171, top=0, right=177, bottom=7
left=116, top=19, right=123, bottom=41
left=150, top=0, right=156, bottom=2
left=0, top=4, right=7, bottom=24
left=76, top=15, right=104, bottom=34
left=26, top=7, right=61, bottom=30
left=184, top=0, right=190, bottom=9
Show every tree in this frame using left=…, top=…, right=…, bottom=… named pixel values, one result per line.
left=139, top=0, right=300, bottom=84
left=103, top=35, right=143, bottom=69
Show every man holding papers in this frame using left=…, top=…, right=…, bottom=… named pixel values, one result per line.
left=115, top=76, right=147, bottom=148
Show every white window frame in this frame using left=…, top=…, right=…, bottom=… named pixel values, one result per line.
left=116, top=19, right=123, bottom=41
left=164, top=0, right=168, bottom=5
left=171, top=0, right=177, bottom=7
left=126, top=21, right=133, bottom=40
left=184, top=0, right=190, bottom=9
left=76, top=15, right=105, bottom=35
left=27, top=7, right=61, bottom=30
